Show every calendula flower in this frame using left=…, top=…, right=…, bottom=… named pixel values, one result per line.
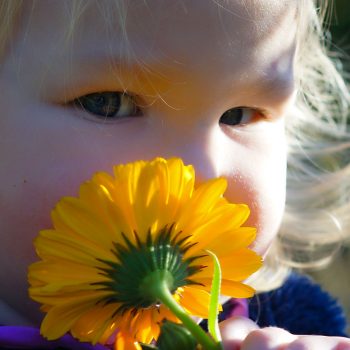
left=28, top=157, right=262, bottom=349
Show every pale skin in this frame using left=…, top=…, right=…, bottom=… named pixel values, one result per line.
left=0, top=0, right=349, bottom=349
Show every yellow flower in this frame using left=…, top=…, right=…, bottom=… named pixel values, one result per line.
left=28, top=157, right=262, bottom=348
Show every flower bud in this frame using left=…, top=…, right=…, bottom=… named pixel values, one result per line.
left=157, top=320, right=198, bottom=350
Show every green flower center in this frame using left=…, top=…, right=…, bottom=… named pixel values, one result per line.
left=95, top=225, right=204, bottom=314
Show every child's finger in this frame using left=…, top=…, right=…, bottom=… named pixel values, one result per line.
left=284, top=335, right=350, bottom=350
left=220, top=319, right=350, bottom=350
left=241, top=327, right=297, bottom=350
left=219, top=316, right=259, bottom=350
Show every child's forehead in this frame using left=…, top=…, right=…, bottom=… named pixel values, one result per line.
left=15, top=0, right=297, bottom=102
left=23, top=0, right=297, bottom=63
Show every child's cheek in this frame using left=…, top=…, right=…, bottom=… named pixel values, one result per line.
left=223, top=174, right=286, bottom=257
left=0, top=99, right=145, bottom=321
left=216, top=121, right=287, bottom=256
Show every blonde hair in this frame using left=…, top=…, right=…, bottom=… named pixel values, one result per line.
left=279, top=0, right=350, bottom=266
left=0, top=1, right=22, bottom=61
left=1, top=0, right=350, bottom=291
left=249, top=0, right=350, bottom=291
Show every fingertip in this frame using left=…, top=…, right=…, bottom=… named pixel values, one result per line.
left=220, top=316, right=259, bottom=350
left=243, top=327, right=297, bottom=349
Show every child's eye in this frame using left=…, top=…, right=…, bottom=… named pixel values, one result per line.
left=71, top=91, right=141, bottom=121
left=219, top=107, right=261, bottom=126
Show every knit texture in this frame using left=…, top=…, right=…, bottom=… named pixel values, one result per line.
left=248, top=273, right=348, bottom=337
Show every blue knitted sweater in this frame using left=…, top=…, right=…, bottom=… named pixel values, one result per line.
left=224, top=273, right=348, bottom=337
left=249, top=274, right=347, bottom=337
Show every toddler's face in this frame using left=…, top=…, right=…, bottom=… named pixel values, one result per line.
left=0, top=0, right=297, bottom=323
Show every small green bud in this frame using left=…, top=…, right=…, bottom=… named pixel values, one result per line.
left=140, top=344, right=158, bottom=350
left=157, top=320, right=198, bottom=350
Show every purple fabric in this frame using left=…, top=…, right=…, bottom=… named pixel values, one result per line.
left=227, top=298, right=249, bottom=318
left=0, top=326, right=109, bottom=349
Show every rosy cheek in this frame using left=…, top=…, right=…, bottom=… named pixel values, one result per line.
left=223, top=175, right=285, bottom=256
left=220, top=149, right=287, bottom=256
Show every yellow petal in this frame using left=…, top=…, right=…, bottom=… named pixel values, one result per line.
left=179, top=287, right=211, bottom=318
left=28, top=260, right=107, bottom=287
left=191, top=204, right=250, bottom=242
left=71, top=303, right=120, bottom=344
left=191, top=178, right=227, bottom=212
left=195, top=249, right=262, bottom=281
left=93, top=170, right=138, bottom=242
left=29, top=288, right=110, bottom=307
left=100, top=318, right=119, bottom=344
left=176, top=178, right=228, bottom=236
left=189, top=278, right=255, bottom=298
left=51, top=206, right=110, bottom=253
left=115, top=331, right=141, bottom=350
left=36, top=229, right=116, bottom=264
left=40, top=293, right=105, bottom=340
left=220, top=280, right=255, bottom=298
left=204, top=227, right=256, bottom=257
left=220, top=250, right=263, bottom=280
left=79, top=181, right=136, bottom=242
left=132, top=309, right=154, bottom=344
left=33, top=232, right=113, bottom=267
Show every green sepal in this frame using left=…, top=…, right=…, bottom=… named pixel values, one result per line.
left=94, top=225, right=204, bottom=314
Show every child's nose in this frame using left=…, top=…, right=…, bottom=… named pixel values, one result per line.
left=146, top=120, right=220, bottom=183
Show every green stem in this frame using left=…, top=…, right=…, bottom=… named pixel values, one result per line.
left=155, top=280, right=221, bottom=350
left=206, top=250, right=222, bottom=344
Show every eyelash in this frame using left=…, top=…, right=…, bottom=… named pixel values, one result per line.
left=69, top=91, right=265, bottom=126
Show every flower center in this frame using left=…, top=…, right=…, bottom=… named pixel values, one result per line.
left=95, top=225, right=204, bottom=314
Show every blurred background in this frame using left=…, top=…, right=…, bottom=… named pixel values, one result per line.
left=306, top=0, right=350, bottom=334
left=329, top=0, right=350, bottom=63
